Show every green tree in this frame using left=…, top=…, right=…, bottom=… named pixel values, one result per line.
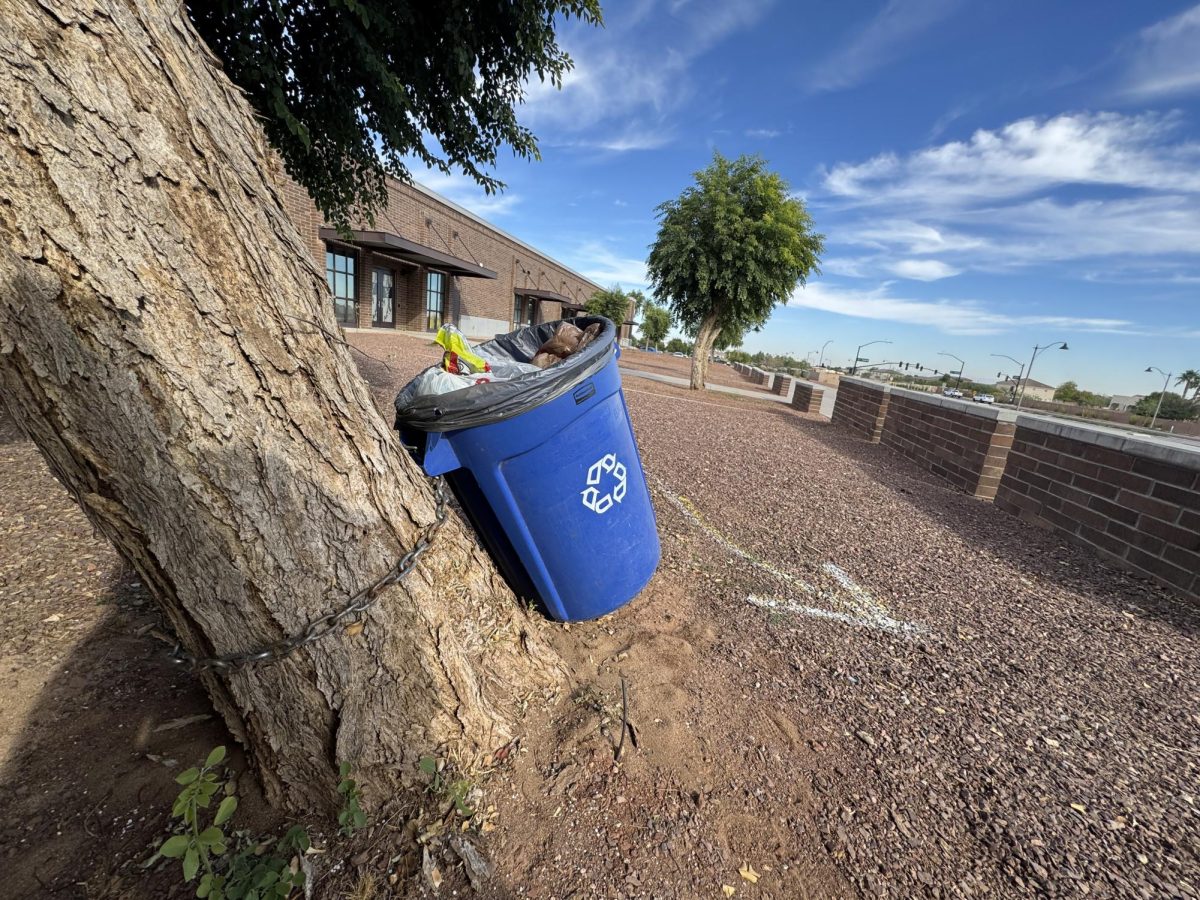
left=1054, top=381, right=1109, bottom=407
left=1132, top=392, right=1199, bottom=422
left=665, top=338, right=692, bottom=354
left=637, top=303, right=672, bottom=349
left=585, top=286, right=633, bottom=327
left=647, top=153, right=824, bottom=389
left=187, top=0, right=602, bottom=231
left=1176, top=369, right=1200, bottom=400
left=1054, top=381, right=1082, bottom=403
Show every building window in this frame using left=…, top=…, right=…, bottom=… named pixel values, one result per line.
left=425, top=270, right=446, bottom=331
left=326, top=248, right=357, bottom=326
left=512, top=294, right=537, bottom=329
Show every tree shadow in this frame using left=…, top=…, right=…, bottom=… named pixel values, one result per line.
left=767, top=407, right=1200, bottom=637
left=0, top=569, right=279, bottom=898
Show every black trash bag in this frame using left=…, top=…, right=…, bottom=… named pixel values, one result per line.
left=394, top=316, right=617, bottom=432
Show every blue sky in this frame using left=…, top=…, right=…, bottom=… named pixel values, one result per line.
left=418, top=0, right=1200, bottom=396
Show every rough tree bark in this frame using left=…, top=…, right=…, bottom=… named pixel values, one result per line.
left=0, top=0, right=563, bottom=812
left=688, top=308, right=721, bottom=390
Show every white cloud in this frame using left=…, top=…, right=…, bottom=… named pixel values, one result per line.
left=1119, top=4, right=1200, bottom=99
left=818, top=112, right=1200, bottom=280
left=821, top=256, right=874, bottom=277
left=572, top=241, right=650, bottom=290
left=806, top=0, right=962, bottom=93
left=520, top=0, right=775, bottom=149
left=412, top=170, right=520, bottom=218
left=844, top=221, right=985, bottom=254
left=823, top=112, right=1200, bottom=205
left=789, top=282, right=1133, bottom=336
left=889, top=259, right=961, bottom=280
left=745, top=128, right=781, bottom=139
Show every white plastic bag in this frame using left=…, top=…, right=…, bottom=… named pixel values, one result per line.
left=395, top=368, right=495, bottom=405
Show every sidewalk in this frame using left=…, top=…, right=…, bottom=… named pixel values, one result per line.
left=620, top=366, right=838, bottom=417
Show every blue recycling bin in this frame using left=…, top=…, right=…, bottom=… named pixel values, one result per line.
left=399, top=323, right=659, bottom=622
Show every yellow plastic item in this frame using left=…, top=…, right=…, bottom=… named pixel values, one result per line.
left=435, top=325, right=489, bottom=374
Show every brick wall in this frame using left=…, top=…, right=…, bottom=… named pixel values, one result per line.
left=771, top=375, right=792, bottom=397
left=790, top=382, right=824, bottom=415
left=831, top=377, right=891, bottom=442
left=996, top=418, right=1200, bottom=602
left=880, top=389, right=1017, bottom=500
left=275, top=170, right=627, bottom=340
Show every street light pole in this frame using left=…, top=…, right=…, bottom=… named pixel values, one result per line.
left=819, top=339, right=833, bottom=368
left=852, top=339, right=892, bottom=375
left=938, top=351, right=966, bottom=389
left=1017, top=341, right=1069, bottom=410
left=1145, top=366, right=1172, bottom=430
left=991, top=353, right=1026, bottom=403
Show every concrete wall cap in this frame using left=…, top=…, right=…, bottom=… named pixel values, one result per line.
left=839, top=375, right=892, bottom=393
left=1014, top=413, right=1200, bottom=472
left=889, top=386, right=1018, bottom=422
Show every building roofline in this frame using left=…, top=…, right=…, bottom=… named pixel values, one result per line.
left=408, top=179, right=603, bottom=294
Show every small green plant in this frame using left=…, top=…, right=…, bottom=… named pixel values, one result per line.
left=419, top=755, right=475, bottom=818
left=153, top=746, right=309, bottom=900
left=336, top=762, right=367, bottom=837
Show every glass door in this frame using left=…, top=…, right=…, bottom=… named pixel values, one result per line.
left=371, top=268, right=395, bottom=327
left=425, top=271, right=446, bottom=331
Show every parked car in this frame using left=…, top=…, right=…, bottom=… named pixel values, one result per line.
left=672, top=352, right=687, bottom=358
left=974, top=393, right=995, bottom=404
left=942, top=387, right=964, bottom=398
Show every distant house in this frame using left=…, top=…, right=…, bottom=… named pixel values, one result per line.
left=1108, top=394, right=1145, bottom=412
left=995, top=378, right=1056, bottom=403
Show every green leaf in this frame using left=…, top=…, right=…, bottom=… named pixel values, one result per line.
left=183, top=847, right=200, bottom=882
left=352, top=808, right=367, bottom=827
left=198, top=873, right=213, bottom=898
left=338, top=761, right=351, bottom=778
left=160, top=834, right=191, bottom=858
left=198, top=826, right=224, bottom=846
left=176, top=767, right=201, bottom=785
left=215, top=796, right=238, bottom=826
left=418, top=756, right=437, bottom=776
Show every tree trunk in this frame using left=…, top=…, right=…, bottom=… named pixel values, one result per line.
left=688, top=308, right=721, bottom=390
left=0, top=0, right=563, bottom=812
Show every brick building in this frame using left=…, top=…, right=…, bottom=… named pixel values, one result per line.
left=279, top=174, right=633, bottom=343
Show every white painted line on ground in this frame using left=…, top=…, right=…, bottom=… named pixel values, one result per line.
left=654, top=479, right=921, bottom=635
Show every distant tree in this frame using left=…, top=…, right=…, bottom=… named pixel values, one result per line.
left=627, top=290, right=648, bottom=317
left=585, top=286, right=633, bottom=327
left=647, top=152, right=823, bottom=390
left=665, top=337, right=692, bottom=354
left=1132, top=392, right=1199, bottom=421
left=1176, top=369, right=1200, bottom=400
left=637, top=303, right=672, bottom=349
left=1054, top=381, right=1082, bottom=403
left=1054, top=381, right=1109, bottom=407
left=188, top=0, right=602, bottom=231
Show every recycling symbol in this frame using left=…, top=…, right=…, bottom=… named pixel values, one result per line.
left=581, top=452, right=627, bottom=515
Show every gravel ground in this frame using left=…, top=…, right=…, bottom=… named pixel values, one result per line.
left=624, top=379, right=1200, bottom=900
left=351, top=332, right=1198, bottom=897
left=1, top=329, right=1196, bottom=899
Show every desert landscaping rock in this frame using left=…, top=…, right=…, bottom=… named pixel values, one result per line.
left=1, top=332, right=1196, bottom=898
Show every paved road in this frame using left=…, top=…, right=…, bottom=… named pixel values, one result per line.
left=621, top=367, right=838, bottom=417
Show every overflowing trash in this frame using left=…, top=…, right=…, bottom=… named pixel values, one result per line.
left=394, top=316, right=618, bottom=431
